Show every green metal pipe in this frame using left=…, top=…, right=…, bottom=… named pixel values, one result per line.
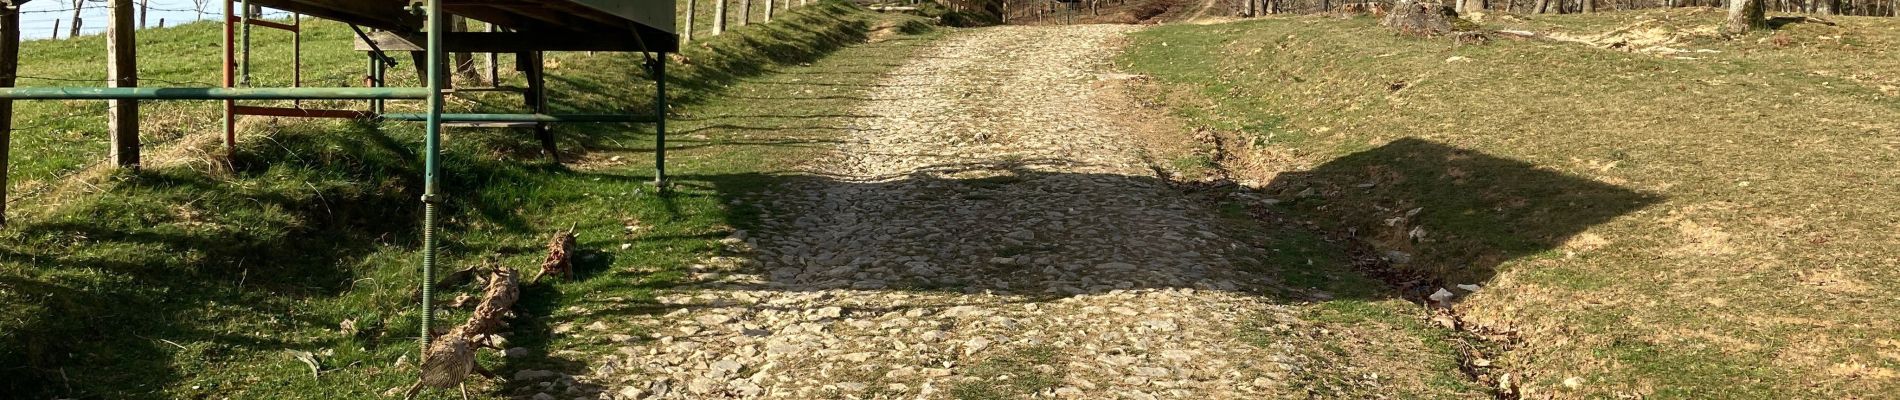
left=653, top=56, right=667, bottom=186
left=0, top=87, right=430, bottom=100
left=418, top=0, right=443, bottom=353
left=380, top=113, right=658, bottom=123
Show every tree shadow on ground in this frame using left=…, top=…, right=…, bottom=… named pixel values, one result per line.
left=1260, top=138, right=1663, bottom=294
left=644, top=137, right=1664, bottom=302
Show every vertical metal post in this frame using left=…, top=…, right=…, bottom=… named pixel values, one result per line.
left=651, top=55, right=666, bottom=186
left=371, top=56, right=385, bottom=114
left=221, top=0, right=235, bottom=155
left=419, top=0, right=444, bottom=352
left=108, top=0, right=139, bottom=168
left=0, top=3, right=17, bottom=226
left=239, top=0, right=251, bottom=86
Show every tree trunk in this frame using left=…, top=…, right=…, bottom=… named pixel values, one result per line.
left=450, top=16, right=481, bottom=83
left=1727, top=0, right=1767, bottom=34
left=740, top=0, right=751, bottom=26
left=713, top=0, right=726, bottom=35
left=1815, top=0, right=1835, bottom=14
left=69, top=0, right=83, bottom=38
left=1534, top=0, right=1551, bottom=13
left=1582, top=0, right=1595, bottom=12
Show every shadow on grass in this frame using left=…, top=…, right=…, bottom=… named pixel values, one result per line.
left=529, top=137, right=1663, bottom=364
left=1263, top=138, right=1664, bottom=294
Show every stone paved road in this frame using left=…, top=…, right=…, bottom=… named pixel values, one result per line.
left=580, top=25, right=1315, bottom=399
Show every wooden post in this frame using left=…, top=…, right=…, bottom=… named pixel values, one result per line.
left=50, top=18, right=57, bottom=39
left=1, top=2, right=18, bottom=226
left=140, top=0, right=149, bottom=28
left=713, top=0, right=725, bottom=35
left=520, top=52, right=555, bottom=161
left=485, top=24, right=499, bottom=86
left=740, top=0, right=750, bottom=26
left=108, top=0, right=139, bottom=168
left=683, top=0, right=695, bottom=43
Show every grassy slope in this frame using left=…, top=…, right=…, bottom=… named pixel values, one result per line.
left=0, top=2, right=915, bottom=399
left=1121, top=9, right=1899, bottom=399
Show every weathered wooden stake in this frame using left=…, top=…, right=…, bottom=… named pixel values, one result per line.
left=1, top=2, right=19, bottom=226
left=713, top=0, right=725, bottom=35
left=683, top=0, right=695, bottom=43
left=108, top=0, right=140, bottom=168
left=740, top=0, right=750, bottom=26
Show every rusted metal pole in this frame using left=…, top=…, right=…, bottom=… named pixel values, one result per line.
left=108, top=0, right=139, bottom=168
left=292, top=13, right=301, bottom=107
left=222, top=0, right=235, bottom=154
left=0, top=87, right=431, bottom=99
left=418, top=0, right=444, bottom=353
left=239, top=0, right=251, bottom=86
left=1, top=2, right=18, bottom=226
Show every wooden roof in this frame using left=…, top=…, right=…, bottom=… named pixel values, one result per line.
left=253, top=0, right=678, bottom=52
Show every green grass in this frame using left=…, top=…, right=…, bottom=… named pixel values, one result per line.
left=1121, top=9, right=1900, bottom=398
left=0, top=2, right=931, bottom=398
left=949, top=345, right=1065, bottom=400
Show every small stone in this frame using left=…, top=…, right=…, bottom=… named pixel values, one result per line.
left=531, top=393, right=554, bottom=400
left=696, top=314, right=733, bottom=325
left=514, top=369, right=561, bottom=381
left=615, top=386, right=645, bottom=399
left=814, top=307, right=844, bottom=319
left=504, top=347, right=531, bottom=358
left=1563, top=376, right=1585, bottom=389
left=963, top=337, right=993, bottom=355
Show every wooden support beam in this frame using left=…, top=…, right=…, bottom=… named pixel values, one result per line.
left=1, top=3, right=18, bottom=226
left=519, top=51, right=556, bottom=162
left=353, top=30, right=679, bottom=53
left=108, top=0, right=139, bottom=168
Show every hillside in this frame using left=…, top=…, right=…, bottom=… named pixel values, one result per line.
left=0, top=2, right=925, bottom=399
left=1121, top=8, right=1900, bottom=398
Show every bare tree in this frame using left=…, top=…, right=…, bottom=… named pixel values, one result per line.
left=1727, top=0, right=1766, bottom=34
left=189, top=0, right=212, bottom=21
left=69, top=0, right=83, bottom=38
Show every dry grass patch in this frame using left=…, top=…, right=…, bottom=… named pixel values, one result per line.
left=1123, top=9, right=1900, bottom=399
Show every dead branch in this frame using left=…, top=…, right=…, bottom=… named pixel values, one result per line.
left=404, top=266, right=520, bottom=400
left=534, top=227, right=578, bottom=283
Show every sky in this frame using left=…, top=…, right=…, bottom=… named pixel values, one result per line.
left=13, top=0, right=294, bottom=40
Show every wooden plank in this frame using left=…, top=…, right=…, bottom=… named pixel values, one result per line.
left=354, top=30, right=679, bottom=53
left=441, top=121, right=538, bottom=128
left=247, top=0, right=416, bottom=31
left=233, top=105, right=371, bottom=119
left=108, top=0, right=139, bottom=168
